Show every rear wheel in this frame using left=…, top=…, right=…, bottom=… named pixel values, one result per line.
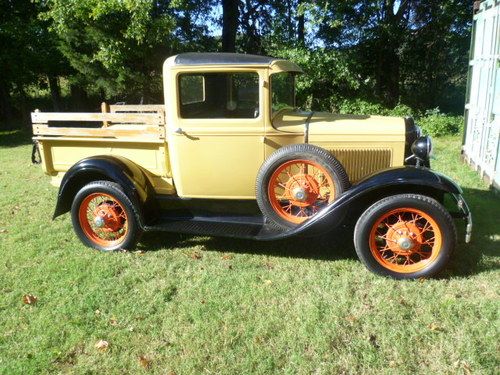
left=256, top=144, right=350, bottom=229
left=71, top=181, right=141, bottom=251
left=354, top=194, right=456, bottom=279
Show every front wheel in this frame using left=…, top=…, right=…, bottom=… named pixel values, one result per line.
left=354, top=194, right=456, bottom=279
left=71, top=181, right=142, bottom=251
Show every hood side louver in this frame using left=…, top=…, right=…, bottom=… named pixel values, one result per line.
left=329, top=148, right=392, bottom=183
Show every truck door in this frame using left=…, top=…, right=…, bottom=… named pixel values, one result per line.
left=167, top=70, right=265, bottom=199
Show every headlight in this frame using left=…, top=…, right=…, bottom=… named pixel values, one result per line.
left=411, top=135, right=432, bottom=161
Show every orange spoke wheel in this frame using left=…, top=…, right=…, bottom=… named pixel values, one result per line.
left=78, top=192, right=129, bottom=248
left=369, top=208, right=442, bottom=273
left=257, top=144, right=350, bottom=229
left=268, top=159, right=336, bottom=224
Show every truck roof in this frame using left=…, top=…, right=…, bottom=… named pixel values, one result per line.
left=164, top=52, right=302, bottom=72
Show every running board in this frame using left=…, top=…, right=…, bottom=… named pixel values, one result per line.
left=143, top=215, right=286, bottom=240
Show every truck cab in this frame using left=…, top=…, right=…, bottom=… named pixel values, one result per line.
left=163, top=53, right=408, bottom=199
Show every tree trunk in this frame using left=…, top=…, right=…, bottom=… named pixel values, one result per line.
left=48, top=75, right=62, bottom=111
left=296, top=0, right=305, bottom=44
left=70, top=84, right=89, bottom=111
left=0, top=80, right=13, bottom=129
left=222, top=0, right=239, bottom=52
left=386, top=50, right=400, bottom=106
left=376, top=41, right=401, bottom=107
left=17, top=85, right=30, bottom=128
left=286, top=0, right=294, bottom=41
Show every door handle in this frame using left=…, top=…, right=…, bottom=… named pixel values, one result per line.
left=172, top=127, right=199, bottom=140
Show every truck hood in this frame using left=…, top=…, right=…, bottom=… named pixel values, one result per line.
left=272, top=109, right=406, bottom=137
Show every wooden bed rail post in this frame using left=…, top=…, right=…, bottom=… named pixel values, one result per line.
left=101, top=102, right=110, bottom=128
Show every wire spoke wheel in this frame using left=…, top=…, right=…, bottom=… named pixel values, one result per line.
left=268, top=159, right=336, bottom=224
left=78, top=192, right=129, bottom=247
left=369, top=207, right=442, bottom=273
left=257, top=144, right=350, bottom=229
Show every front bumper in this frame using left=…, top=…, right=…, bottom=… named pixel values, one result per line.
left=450, top=194, right=472, bottom=243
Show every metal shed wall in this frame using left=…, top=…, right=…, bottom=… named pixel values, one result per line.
left=463, top=0, right=500, bottom=189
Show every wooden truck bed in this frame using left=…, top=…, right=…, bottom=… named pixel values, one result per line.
left=32, top=104, right=175, bottom=195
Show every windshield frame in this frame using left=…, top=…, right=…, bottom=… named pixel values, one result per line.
left=269, top=71, right=297, bottom=119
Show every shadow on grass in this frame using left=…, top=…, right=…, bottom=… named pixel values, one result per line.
left=139, top=186, right=498, bottom=277
left=445, top=187, right=499, bottom=277
left=139, top=224, right=358, bottom=262
left=0, top=130, right=33, bottom=148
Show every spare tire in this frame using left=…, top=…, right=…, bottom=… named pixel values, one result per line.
left=256, top=144, right=350, bottom=229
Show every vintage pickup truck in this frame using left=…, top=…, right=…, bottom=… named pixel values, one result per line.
left=32, top=52, right=471, bottom=279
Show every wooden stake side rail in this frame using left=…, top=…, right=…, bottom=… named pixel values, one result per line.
left=31, top=104, right=166, bottom=140
left=32, top=124, right=165, bottom=139
left=109, top=104, right=165, bottom=113
left=31, top=135, right=165, bottom=144
left=31, top=111, right=165, bottom=126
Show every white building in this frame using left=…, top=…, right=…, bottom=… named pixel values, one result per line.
left=463, top=0, right=500, bottom=189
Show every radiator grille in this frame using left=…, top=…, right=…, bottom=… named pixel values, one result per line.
left=328, top=148, right=392, bottom=182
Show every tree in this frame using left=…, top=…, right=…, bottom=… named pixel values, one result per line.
left=0, top=0, right=473, bottom=130
left=0, top=0, right=67, bottom=128
left=43, top=0, right=215, bottom=102
left=315, top=0, right=472, bottom=110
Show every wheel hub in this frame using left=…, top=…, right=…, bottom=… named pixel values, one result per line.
left=385, top=221, right=423, bottom=255
left=397, top=237, right=414, bottom=251
left=292, top=187, right=307, bottom=202
left=93, top=216, right=105, bottom=228
left=284, top=174, right=320, bottom=207
left=93, top=202, right=124, bottom=232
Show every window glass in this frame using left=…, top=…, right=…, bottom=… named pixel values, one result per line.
left=180, top=75, right=205, bottom=105
left=270, top=72, right=296, bottom=115
left=179, top=72, right=259, bottom=119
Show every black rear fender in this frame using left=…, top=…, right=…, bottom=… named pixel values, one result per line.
left=53, top=156, right=157, bottom=226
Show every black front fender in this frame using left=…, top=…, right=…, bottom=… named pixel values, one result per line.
left=258, top=167, right=462, bottom=240
left=53, top=156, right=156, bottom=225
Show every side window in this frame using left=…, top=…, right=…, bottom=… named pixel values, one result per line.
left=180, top=75, right=205, bottom=105
left=179, top=72, right=259, bottom=119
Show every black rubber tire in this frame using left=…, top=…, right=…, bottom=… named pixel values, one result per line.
left=256, top=144, right=350, bottom=229
left=71, top=181, right=142, bottom=251
left=353, top=194, right=457, bottom=279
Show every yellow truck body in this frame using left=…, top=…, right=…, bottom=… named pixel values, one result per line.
left=33, top=53, right=406, bottom=200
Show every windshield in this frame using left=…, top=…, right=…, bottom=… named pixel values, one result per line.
left=270, top=72, right=296, bottom=115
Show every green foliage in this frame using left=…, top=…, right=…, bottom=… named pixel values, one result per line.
left=41, top=0, right=216, bottom=100
left=388, top=103, right=415, bottom=117
left=419, top=109, right=464, bottom=137
left=337, top=99, right=389, bottom=116
left=309, top=0, right=472, bottom=112
left=336, top=99, right=463, bottom=136
left=337, top=99, right=414, bottom=117
left=268, top=47, right=360, bottom=111
left=0, top=0, right=68, bottom=127
left=0, top=1, right=64, bottom=84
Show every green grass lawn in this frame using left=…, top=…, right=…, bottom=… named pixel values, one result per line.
left=0, top=131, right=498, bottom=374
